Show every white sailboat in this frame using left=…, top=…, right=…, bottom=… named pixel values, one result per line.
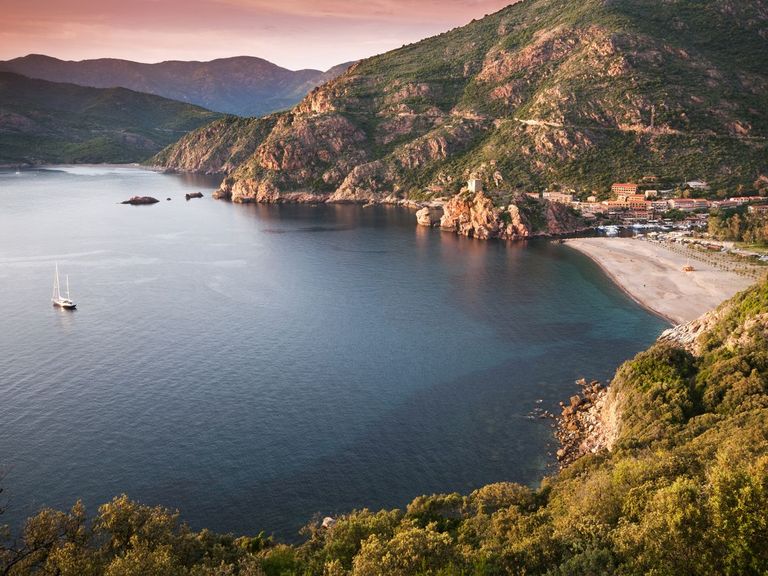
left=52, top=263, right=76, bottom=309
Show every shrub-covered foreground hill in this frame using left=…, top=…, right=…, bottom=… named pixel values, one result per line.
left=155, top=0, right=768, bottom=202
left=3, top=279, right=768, bottom=574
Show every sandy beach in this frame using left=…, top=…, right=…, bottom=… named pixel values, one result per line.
left=565, top=237, right=757, bottom=325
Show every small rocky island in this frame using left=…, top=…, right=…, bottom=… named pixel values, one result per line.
left=185, top=192, right=204, bottom=200
left=121, top=196, right=160, bottom=205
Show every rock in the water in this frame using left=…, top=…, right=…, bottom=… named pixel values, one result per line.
left=321, top=517, right=337, bottom=529
left=121, top=196, right=159, bottom=205
left=416, top=207, right=433, bottom=227
left=185, top=192, right=204, bottom=200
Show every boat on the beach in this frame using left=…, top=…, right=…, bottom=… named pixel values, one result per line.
left=52, top=263, right=76, bottom=309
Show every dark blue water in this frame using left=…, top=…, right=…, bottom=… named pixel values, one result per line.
left=0, top=166, right=667, bottom=539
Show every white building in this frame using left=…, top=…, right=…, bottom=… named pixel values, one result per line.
left=468, top=178, right=483, bottom=193
left=686, top=180, right=710, bottom=190
left=542, top=191, right=574, bottom=204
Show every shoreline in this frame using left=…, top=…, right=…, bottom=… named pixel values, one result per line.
left=570, top=241, right=676, bottom=325
left=565, top=237, right=757, bottom=325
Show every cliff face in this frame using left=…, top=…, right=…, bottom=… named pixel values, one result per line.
left=155, top=0, right=768, bottom=202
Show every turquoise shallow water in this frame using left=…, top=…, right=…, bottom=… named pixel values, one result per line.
left=0, top=166, right=667, bottom=538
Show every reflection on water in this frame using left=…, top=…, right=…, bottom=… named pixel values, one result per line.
left=0, top=168, right=667, bottom=540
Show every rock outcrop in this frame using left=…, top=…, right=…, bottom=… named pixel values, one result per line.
left=435, top=191, right=585, bottom=240
left=555, top=378, right=618, bottom=467
left=416, top=207, right=433, bottom=227
left=121, top=196, right=159, bottom=205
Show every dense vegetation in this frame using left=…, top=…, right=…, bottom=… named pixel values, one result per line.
left=0, top=72, right=222, bottom=164
left=156, top=0, right=768, bottom=201
left=4, top=279, right=768, bottom=575
left=709, top=208, right=768, bottom=246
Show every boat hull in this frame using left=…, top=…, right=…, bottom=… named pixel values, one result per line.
left=53, top=301, right=76, bottom=310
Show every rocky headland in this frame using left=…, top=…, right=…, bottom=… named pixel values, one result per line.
left=417, top=190, right=587, bottom=240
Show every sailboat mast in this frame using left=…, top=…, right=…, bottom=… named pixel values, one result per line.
left=53, top=263, right=60, bottom=300
left=66, top=275, right=70, bottom=299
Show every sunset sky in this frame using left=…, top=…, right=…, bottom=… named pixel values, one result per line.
left=0, top=0, right=514, bottom=70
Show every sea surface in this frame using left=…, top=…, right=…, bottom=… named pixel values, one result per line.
left=0, top=166, right=667, bottom=538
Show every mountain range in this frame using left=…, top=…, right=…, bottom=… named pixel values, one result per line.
left=154, top=0, right=768, bottom=202
left=0, top=55, right=353, bottom=117
left=0, top=72, right=221, bottom=164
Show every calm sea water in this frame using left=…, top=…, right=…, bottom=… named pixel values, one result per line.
left=0, top=166, right=666, bottom=538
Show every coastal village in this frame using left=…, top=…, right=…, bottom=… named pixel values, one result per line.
left=538, top=180, right=768, bottom=224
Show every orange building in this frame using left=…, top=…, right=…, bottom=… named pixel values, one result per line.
left=611, top=183, right=639, bottom=196
left=628, top=194, right=649, bottom=211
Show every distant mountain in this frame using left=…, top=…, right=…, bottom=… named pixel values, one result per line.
left=0, top=55, right=355, bottom=117
left=155, top=0, right=768, bottom=202
left=0, top=72, right=222, bottom=164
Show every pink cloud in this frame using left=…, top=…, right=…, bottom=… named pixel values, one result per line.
left=0, top=0, right=514, bottom=69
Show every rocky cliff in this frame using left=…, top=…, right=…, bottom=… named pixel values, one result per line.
left=154, top=0, right=768, bottom=202
left=416, top=190, right=585, bottom=239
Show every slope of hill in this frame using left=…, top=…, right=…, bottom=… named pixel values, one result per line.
left=0, top=55, right=355, bottom=117
left=155, top=0, right=768, bottom=202
left=0, top=72, right=222, bottom=164
left=150, top=114, right=279, bottom=175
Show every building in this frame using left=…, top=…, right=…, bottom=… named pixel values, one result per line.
left=748, top=205, right=768, bottom=214
left=525, top=192, right=542, bottom=200
left=729, top=197, right=756, bottom=205
left=542, top=191, right=574, bottom=204
left=611, top=183, right=639, bottom=196
left=668, top=198, right=710, bottom=212
left=711, top=200, right=742, bottom=210
left=686, top=180, right=710, bottom=191
left=644, top=190, right=659, bottom=199
left=468, top=178, right=483, bottom=193
left=573, top=201, right=603, bottom=214
left=628, top=194, right=649, bottom=211
left=586, top=195, right=597, bottom=203
left=603, top=199, right=629, bottom=210
left=650, top=200, right=671, bottom=212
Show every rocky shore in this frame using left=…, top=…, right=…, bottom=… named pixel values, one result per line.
left=555, top=378, right=618, bottom=468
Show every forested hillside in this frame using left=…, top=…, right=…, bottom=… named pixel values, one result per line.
left=0, top=72, right=221, bottom=164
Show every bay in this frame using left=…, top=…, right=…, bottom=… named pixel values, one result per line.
left=0, top=166, right=666, bottom=538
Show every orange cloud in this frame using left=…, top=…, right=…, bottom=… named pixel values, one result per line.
left=0, top=0, right=514, bottom=69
